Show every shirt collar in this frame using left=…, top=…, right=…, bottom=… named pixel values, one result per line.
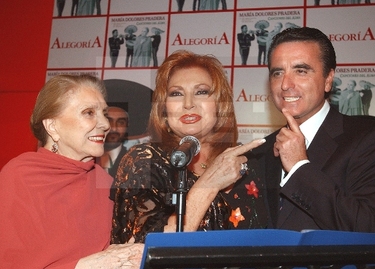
left=108, top=144, right=122, bottom=162
left=299, top=101, right=330, bottom=148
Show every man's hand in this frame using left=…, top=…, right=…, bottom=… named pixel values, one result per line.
left=273, top=109, right=308, bottom=172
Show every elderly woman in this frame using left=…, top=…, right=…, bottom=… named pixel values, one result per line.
left=111, top=50, right=268, bottom=244
left=0, top=74, right=143, bottom=268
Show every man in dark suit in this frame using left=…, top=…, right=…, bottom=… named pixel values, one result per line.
left=237, top=25, right=255, bottom=65
left=108, top=29, right=124, bottom=68
left=98, top=104, right=130, bottom=199
left=100, top=105, right=129, bottom=177
left=252, top=27, right=375, bottom=232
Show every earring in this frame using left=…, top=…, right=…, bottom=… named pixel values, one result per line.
left=165, top=117, right=171, bottom=133
left=51, top=141, right=58, bottom=153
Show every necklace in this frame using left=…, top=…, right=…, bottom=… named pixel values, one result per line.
left=200, top=163, right=207, bottom=169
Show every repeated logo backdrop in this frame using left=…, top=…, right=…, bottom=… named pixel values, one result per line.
left=49, top=0, right=375, bottom=143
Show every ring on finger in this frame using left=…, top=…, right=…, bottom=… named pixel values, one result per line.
left=239, top=163, right=248, bottom=176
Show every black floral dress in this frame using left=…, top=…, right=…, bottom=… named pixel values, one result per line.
left=111, top=143, right=268, bottom=244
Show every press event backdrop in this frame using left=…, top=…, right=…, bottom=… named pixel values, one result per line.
left=1, top=0, right=375, bottom=168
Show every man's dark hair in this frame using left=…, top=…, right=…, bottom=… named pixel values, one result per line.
left=267, top=27, right=336, bottom=77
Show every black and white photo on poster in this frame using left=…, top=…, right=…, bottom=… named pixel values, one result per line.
left=54, top=0, right=109, bottom=17
left=103, top=78, right=153, bottom=141
left=168, top=12, right=234, bottom=65
left=329, top=66, right=375, bottom=116
left=307, top=6, right=375, bottom=64
left=172, top=0, right=234, bottom=12
left=106, top=15, right=168, bottom=68
left=109, top=0, right=169, bottom=14
left=235, top=8, right=303, bottom=66
left=237, top=0, right=303, bottom=9
left=102, top=69, right=156, bottom=142
left=48, top=17, right=107, bottom=69
left=101, top=69, right=155, bottom=144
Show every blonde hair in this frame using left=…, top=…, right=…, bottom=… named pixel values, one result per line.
left=148, top=50, right=237, bottom=163
left=30, top=74, right=106, bottom=146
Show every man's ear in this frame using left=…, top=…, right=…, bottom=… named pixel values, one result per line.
left=42, top=119, right=59, bottom=141
left=324, top=69, right=335, bottom=93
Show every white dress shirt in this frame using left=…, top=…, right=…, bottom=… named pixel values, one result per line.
left=280, top=101, right=330, bottom=187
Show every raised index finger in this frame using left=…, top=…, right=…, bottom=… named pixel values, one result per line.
left=232, top=138, right=266, bottom=156
left=281, top=108, right=301, bottom=133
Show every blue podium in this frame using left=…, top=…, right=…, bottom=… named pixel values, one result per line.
left=141, top=229, right=375, bottom=269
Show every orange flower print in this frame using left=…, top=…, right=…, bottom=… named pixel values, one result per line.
left=245, top=180, right=259, bottom=198
left=229, top=207, right=245, bottom=228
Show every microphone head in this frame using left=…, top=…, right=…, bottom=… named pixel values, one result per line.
left=170, top=136, right=201, bottom=168
left=179, top=136, right=201, bottom=156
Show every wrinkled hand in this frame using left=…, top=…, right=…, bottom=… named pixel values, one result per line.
left=75, top=243, right=144, bottom=269
left=203, top=138, right=266, bottom=191
left=273, top=109, right=308, bottom=172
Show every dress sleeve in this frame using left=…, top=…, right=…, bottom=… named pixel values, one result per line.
left=111, top=144, right=176, bottom=243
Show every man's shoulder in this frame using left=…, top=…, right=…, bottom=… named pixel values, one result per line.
left=344, top=114, right=375, bottom=130
left=327, top=109, right=375, bottom=136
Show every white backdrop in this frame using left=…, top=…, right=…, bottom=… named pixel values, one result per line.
left=49, top=0, right=375, bottom=143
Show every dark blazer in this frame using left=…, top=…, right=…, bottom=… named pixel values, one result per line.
left=252, top=106, right=375, bottom=232
left=108, top=146, right=128, bottom=179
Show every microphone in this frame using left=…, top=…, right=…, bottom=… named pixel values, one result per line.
left=170, top=136, right=201, bottom=168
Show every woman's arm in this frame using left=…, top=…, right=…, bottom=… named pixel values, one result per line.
left=165, top=139, right=266, bottom=232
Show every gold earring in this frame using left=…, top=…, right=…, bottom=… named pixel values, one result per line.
left=51, top=141, right=58, bottom=153
left=165, top=117, right=171, bottom=133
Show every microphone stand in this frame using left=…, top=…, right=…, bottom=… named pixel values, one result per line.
left=170, top=136, right=201, bottom=232
left=175, top=168, right=187, bottom=232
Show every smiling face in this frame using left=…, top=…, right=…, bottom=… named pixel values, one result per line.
left=49, top=86, right=110, bottom=162
left=165, top=67, right=217, bottom=141
left=269, top=41, right=334, bottom=125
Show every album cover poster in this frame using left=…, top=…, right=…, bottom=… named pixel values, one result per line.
left=235, top=8, right=303, bottom=66
left=48, top=17, right=107, bottom=69
left=109, top=0, right=169, bottom=14
left=233, top=67, right=286, bottom=143
left=54, top=0, right=109, bottom=17
left=105, top=14, right=168, bottom=68
left=46, top=70, right=103, bottom=81
left=329, top=66, right=375, bottom=117
left=102, top=69, right=156, bottom=140
left=307, top=6, right=375, bottom=64
left=171, top=0, right=234, bottom=12
left=307, top=0, right=374, bottom=6
left=168, top=12, right=234, bottom=66
left=237, top=0, right=304, bottom=9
